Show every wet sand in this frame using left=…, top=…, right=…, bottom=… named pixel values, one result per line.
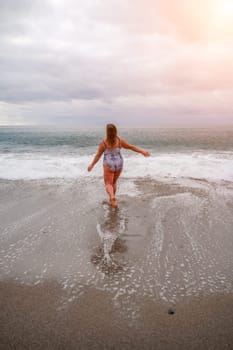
left=1, top=280, right=233, bottom=350
left=0, top=177, right=233, bottom=349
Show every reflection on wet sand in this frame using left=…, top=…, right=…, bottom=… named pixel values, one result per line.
left=91, top=204, right=127, bottom=273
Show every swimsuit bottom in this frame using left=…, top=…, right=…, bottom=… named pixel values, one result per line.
left=103, top=148, right=123, bottom=172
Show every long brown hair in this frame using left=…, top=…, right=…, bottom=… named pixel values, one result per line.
left=106, top=124, right=117, bottom=146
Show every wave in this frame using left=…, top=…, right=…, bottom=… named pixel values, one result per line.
left=0, top=151, right=233, bottom=182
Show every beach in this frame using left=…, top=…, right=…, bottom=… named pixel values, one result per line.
left=2, top=0, right=233, bottom=345
left=1, top=176, right=233, bottom=349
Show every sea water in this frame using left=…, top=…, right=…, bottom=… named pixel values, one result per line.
left=0, top=126, right=233, bottom=181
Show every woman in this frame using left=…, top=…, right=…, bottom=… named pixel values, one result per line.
left=88, top=124, right=150, bottom=208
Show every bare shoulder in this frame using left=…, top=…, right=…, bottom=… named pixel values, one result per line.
left=120, top=138, right=131, bottom=148
left=99, top=139, right=105, bottom=146
left=98, top=140, right=105, bottom=152
left=119, top=137, right=126, bottom=145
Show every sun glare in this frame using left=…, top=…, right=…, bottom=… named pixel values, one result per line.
left=206, top=0, right=233, bottom=38
left=215, top=0, right=233, bottom=18
left=221, top=0, right=233, bottom=15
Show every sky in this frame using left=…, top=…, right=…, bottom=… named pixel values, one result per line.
left=0, top=0, right=233, bottom=127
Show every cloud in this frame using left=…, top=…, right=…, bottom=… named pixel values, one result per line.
left=0, top=0, right=233, bottom=125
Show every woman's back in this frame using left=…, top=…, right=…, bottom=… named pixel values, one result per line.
left=103, top=136, right=121, bottom=149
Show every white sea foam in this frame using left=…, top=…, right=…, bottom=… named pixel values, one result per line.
left=0, top=151, right=233, bottom=182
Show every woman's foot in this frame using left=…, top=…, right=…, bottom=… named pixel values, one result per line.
left=109, top=197, right=118, bottom=208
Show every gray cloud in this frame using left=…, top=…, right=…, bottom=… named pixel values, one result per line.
left=0, top=0, right=233, bottom=126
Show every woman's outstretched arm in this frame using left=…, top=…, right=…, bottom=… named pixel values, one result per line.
left=87, top=142, right=105, bottom=171
left=121, top=138, right=150, bottom=157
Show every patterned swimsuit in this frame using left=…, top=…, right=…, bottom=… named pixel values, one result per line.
left=103, top=137, right=123, bottom=172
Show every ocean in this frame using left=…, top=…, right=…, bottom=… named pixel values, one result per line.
left=0, top=126, right=233, bottom=181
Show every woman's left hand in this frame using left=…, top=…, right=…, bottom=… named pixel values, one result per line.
left=142, top=150, right=150, bottom=157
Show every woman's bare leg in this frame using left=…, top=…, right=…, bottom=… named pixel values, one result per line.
left=103, top=166, right=122, bottom=208
left=103, top=165, right=115, bottom=200
left=113, top=168, right=122, bottom=195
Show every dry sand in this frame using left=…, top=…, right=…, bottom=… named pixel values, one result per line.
left=0, top=177, right=233, bottom=349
